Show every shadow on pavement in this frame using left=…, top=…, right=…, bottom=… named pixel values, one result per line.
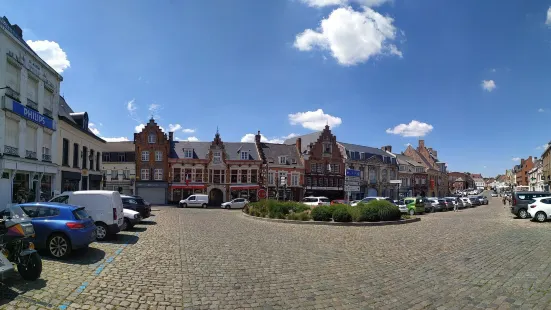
left=41, top=247, right=106, bottom=265
left=139, top=220, right=156, bottom=225
left=0, top=279, right=48, bottom=306
left=97, top=233, right=139, bottom=245
left=128, top=226, right=147, bottom=232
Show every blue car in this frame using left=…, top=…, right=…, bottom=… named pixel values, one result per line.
left=1, top=203, right=97, bottom=259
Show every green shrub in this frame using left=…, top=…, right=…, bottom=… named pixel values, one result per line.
left=311, top=206, right=332, bottom=221
left=358, top=204, right=380, bottom=222
left=286, top=211, right=311, bottom=221
left=366, top=200, right=402, bottom=221
left=332, top=205, right=352, bottom=222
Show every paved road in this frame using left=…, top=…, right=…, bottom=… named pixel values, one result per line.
left=3, top=198, right=551, bottom=309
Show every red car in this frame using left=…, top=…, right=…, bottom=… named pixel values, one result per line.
left=331, top=199, right=347, bottom=205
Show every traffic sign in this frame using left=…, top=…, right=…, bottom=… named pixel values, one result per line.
left=257, top=189, right=267, bottom=199
left=346, top=169, right=361, bottom=177
left=344, top=185, right=360, bottom=192
left=344, top=180, right=360, bottom=186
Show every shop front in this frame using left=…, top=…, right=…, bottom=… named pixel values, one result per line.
left=304, top=186, right=344, bottom=201
left=170, top=184, right=207, bottom=204
left=61, top=171, right=81, bottom=192
left=89, top=174, right=102, bottom=190
left=229, top=185, right=259, bottom=202
left=136, top=181, right=168, bottom=205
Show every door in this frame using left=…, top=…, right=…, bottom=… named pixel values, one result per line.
left=187, top=195, right=197, bottom=207
left=81, top=176, right=88, bottom=190
left=209, top=189, right=224, bottom=206
left=137, top=188, right=165, bottom=205
left=233, top=198, right=245, bottom=209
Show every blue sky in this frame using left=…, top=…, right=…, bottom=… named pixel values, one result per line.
left=3, top=0, right=551, bottom=177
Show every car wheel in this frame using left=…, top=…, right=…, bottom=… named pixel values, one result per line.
left=518, top=209, right=529, bottom=219
left=225, top=205, right=230, bottom=209
left=409, top=209, right=415, bottom=216
left=182, top=203, right=187, bottom=208
left=123, top=218, right=132, bottom=230
left=95, top=222, right=109, bottom=241
left=48, top=233, right=71, bottom=259
left=535, top=211, right=547, bottom=223
left=202, top=203, right=207, bottom=208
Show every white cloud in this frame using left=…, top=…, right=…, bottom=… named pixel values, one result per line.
left=148, top=103, right=162, bottom=119
left=168, top=124, right=182, bottom=132
left=404, top=143, right=411, bottom=147
left=538, top=108, right=545, bottom=113
left=26, top=40, right=70, bottom=73
left=182, top=128, right=196, bottom=133
left=126, top=99, right=141, bottom=123
left=186, top=136, right=199, bottom=142
left=481, top=80, right=496, bottom=92
left=386, top=120, right=433, bottom=137
left=301, top=0, right=391, bottom=8
left=101, top=137, right=130, bottom=142
left=288, top=109, right=342, bottom=130
left=536, top=144, right=549, bottom=150
left=135, top=124, right=145, bottom=133
left=512, top=157, right=521, bottom=161
left=294, top=6, right=402, bottom=66
left=240, top=133, right=299, bottom=144
left=88, top=123, right=100, bottom=136
left=546, top=7, right=551, bottom=26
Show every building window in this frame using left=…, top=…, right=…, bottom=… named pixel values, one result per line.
left=328, top=177, right=334, bottom=187
left=184, top=149, right=193, bottom=158
left=123, top=170, right=130, bottom=180
left=154, top=169, right=163, bottom=180
left=62, top=139, right=69, bottom=166
left=82, top=147, right=88, bottom=169
left=118, top=153, right=126, bottom=162
left=141, top=151, right=149, bottom=161
left=155, top=151, right=162, bottom=161
left=231, top=170, right=238, bottom=183
left=111, top=170, right=119, bottom=180
left=310, top=163, right=316, bottom=173
left=278, top=171, right=287, bottom=186
left=422, top=178, right=426, bottom=184
left=268, top=172, right=275, bottom=185
left=194, top=169, right=203, bottom=182
left=103, top=153, right=111, bottom=162
left=173, top=168, right=181, bottom=182
left=279, top=156, right=287, bottom=165
left=89, top=150, right=94, bottom=170
left=148, top=133, right=156, bottom=144
left=251, top=170, right=258, bottom=183
left=96, top=152, right=100, bottom=171
left=306, top=176, right=312, bottom=186
left=73, top=143, right=79, bottom=167
left=184, top=169, right=192, bottom=182
left=323, top=142, right=332, bottom=154
left=291, top=174, right=299, bottom=187
left=211, top=169, right=224, bottom=183
left=213, top=151, right=221, bottom=164
left=141, top=169, right=150, bottom=180
left=240, top=169, right=248, bottom=183
left=240, top=151, right=249, bottom=160
left=5, top=118, right=18, bottom=148
left=331, top=164, right=340, bottom=174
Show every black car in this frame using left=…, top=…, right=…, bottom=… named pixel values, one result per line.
left=121, top=195, right=151, bottom=219
left=510, top=191, right=551, bottom=219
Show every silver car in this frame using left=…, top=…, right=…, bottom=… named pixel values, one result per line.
left=221, top=198, right=249, bottom=209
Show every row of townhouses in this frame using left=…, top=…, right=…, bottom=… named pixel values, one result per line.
left=0, top=15, right=453, bottom=208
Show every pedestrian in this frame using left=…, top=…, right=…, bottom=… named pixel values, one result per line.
left=454, top=198, right=459, bottom=212
left=502, top=196, right=506, bottom=206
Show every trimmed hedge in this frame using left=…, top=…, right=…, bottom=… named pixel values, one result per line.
left=311, top=206, right=332, bottom=221
left=357, top=203, right=380, bottom=222
left=331, top=205, right=353, bottom=222
left=245, top=199, right=310, bottom=219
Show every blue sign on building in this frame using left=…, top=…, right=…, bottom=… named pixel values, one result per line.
left=345, top=169, right=361, bottom=177
left=12, top=100, right=56, bottom=131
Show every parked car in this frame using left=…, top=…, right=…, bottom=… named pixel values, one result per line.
left=49, top=191, right=124, bottom=241
left=491, top=193, right=498, bottom=197
left=475, top=195, right=488, bottom=205
left=122, top=208, right=142, bottom=230
left=0, top=202, right=97, bottom=259
left=425, top=198, right=439, bottom=213
left=413, top=197, right=428, bottom=215
left=179, top=194, right=209, bottom=208
left=468, top=197, right=481, bottom=206
left=460, top=197, right=472, bottom=208
left=121, top=195, right=151, bottom=219
left=510, top=191, right=551, bottom=219
left=302, top=197, right=331, bottom=207
left=527, top=197, right=551, bottom=222
left=130, top=195, right=151, bottom=206
left=444, top=198, right=457, bottom=210
left=396, top=200, right=409, bottom=214
left=221, top=198, right=249, bottom=209
left=351, top=197, right=395, bottom=207
left=331, top=199, right=347, bottom=205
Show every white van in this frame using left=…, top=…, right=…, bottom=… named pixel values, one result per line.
left=50, top=191, right=124, bottom=241
left=179, top=194, right=209, bottom=208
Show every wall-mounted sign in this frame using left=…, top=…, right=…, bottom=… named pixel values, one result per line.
left=11, top=100, right=56, bottom=131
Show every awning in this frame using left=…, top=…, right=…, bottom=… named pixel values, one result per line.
left=230, top=185, right=260, bottom=190
left=171, top=184, right=207, bottom=190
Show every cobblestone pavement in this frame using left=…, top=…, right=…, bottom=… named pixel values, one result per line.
left=3, top=199, right=551, bottom=309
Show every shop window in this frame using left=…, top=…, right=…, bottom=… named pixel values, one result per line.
left=231, top=170, right=238, bottom=183
left=40, top=175, right=53, bottom=201
left=251, top=170, right=258, bottom=183
left=62, top=139, right=69, bottom=166
left=173, top=168, right=181, bottom=182
left=141, top=169, right=150, bottom=180
left=240, top=170, right=248, bottom=183
left=12, top=173, right=31, bottom=203
left=194, top=169, right=203, bottom=182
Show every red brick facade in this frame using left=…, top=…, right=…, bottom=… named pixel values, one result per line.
left=516, top=156, right=533, bottom=186
left=404, top=140, right=449, bottom=197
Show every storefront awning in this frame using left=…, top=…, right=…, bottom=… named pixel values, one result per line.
left=171, top=184, right=207, bottom=189
left=230, top=185, right=260, bottom=190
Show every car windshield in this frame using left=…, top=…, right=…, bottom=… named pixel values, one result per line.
left=73, top=208, right=90, bottom=220
left=303, top=198, right=317, bottom=203
left=320, top=198, right=330, bottom=203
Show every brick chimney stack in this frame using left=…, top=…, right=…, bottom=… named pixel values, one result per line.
left=418, top=140, right=425, bottom=149
left=296, top=138, right=302, bottom=153
left=255, top=131, right=261, bottom=144
left=169, top=132, right=174, bottom=143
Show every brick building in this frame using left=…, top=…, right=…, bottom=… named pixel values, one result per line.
left=515, top=156, right=533, bottom=187
left=254, top=131, right=305, bottom=201
left=134, top=118, right=170, bottom=204
left=448, top=172, right=474, bottom=193
left=395, top=154, right=426, bottom=198
left=168, top=130, right=263, bottom=205
left=284, top=125, right=345, bottom=200
left=404, top=140, right=448, bottom=197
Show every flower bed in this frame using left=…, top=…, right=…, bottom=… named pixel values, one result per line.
left=243, top=199, right=408, bottom=223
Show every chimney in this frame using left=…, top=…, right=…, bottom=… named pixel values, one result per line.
left=418, top=140, right=425, bottom=149
left=12, top=24, right=23, bottom=38
left=296, top=137, right=302, bottom=153
left=133, top=133, right=138, bottom=143
left=169, top=132, right=174, bottom=143
left=255, top=130, right=261, bottom=144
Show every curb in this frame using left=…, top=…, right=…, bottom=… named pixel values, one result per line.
left=241, top=212, right=421, bottom=226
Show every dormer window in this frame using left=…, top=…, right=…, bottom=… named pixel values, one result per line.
left=240, top=151, right=249, bottom=160
left=148, top=133, right=156, bottom=144
left=291, top=158, right=297, bottom=164
left=183, top=149, right=193, bottom=159
left=279, top=156, right=287, bottom=165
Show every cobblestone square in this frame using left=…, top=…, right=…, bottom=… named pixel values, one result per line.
left=2, top=199, right=551, bottom=309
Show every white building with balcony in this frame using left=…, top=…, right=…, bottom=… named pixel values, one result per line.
left=0, top=16, right=62, bottom=208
